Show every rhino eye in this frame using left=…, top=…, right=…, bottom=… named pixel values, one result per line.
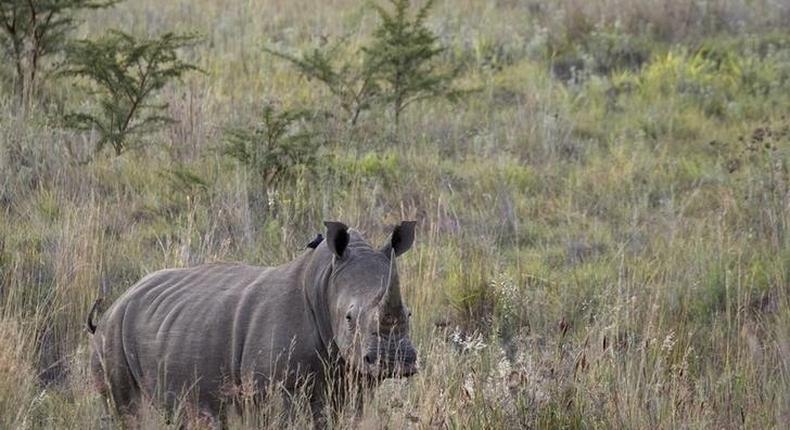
left=345, top=313, right=353, bottom=323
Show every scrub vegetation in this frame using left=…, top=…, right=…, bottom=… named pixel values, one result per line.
left=0, top=0, right=788, bottom=428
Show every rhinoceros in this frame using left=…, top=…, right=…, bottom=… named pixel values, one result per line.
left=87, top=221, right=418, bottom=426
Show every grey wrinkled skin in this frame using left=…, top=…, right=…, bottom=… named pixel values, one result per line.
left=89, top=221, right=418, bottom=427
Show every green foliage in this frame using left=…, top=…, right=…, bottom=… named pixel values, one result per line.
left=356, top=151, right=398, bottom=180
left=365, top=0, right=459, bottom=128
left=222, top=105, right=318, bottom=194
left=61, top=31, right=199, bottom=156
left=264, top=41, right=379, bottom=126
left=2, top=1, right=790, bottom=428
left=159, top=164, right=209, bottom=207
left=442, top=244, right=497, bottom=332
left=632, top=43, right=790, bottom=119
left=0, top=0, right=117, bottom=102
left=266, top=0, right=458, bottom=131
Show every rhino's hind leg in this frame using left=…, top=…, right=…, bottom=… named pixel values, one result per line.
left=90, top=345, right=114, bottom=430
left=104, top=353, right=142, bottom=422
left=90, top=344, right=109, bottom=400
left=90, top=337, right=142, bottom=427
left=109, top=373, right=142, bottom=426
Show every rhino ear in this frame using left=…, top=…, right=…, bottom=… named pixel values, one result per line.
left=324, top=221, right=350, bottom=258
left=382, top=221, right=416, bottom=258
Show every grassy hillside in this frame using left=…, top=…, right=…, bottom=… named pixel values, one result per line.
left=1, top=0, right=788, bottom=428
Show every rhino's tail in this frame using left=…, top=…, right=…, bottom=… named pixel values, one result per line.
left=86, top=297, right=102, bottom=334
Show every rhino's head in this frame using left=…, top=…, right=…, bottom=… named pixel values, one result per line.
left=323, top=221, right=418, bottom=379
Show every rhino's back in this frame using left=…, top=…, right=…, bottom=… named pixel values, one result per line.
left=98, top=261, right=317, bottom=409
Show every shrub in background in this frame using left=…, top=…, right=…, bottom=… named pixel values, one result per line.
left=61, top=31, right=199, bottom=157
left=264, top=40, right=379, bottom=127
left=365, top=0, right=460, bottom=129
left=222, top=104, right=318, bottom=202
left=267, top=0, right=459, bottom=133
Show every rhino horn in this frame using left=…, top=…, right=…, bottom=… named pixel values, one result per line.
left=378, top=221, right=416, bottom=314
left=379, top=254, right=402, bottom=315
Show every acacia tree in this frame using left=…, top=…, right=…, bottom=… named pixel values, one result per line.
left=266, top=0, right=458, bottom=133
left=0, top=0, right=116, bottom=102
left=61, top=31, right=199, bottom=156
left=365, top=0, right=458, bottom=129
left=264, top=41, right=380, bottom=126
left=222, top=104, right=317, bottom=195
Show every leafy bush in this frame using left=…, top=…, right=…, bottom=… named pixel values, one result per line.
left=364, top=0, right=459, bottom=128
left=267, top=0, right=459, bottom=132
left=264, top=41, right=379, bottom=127
left=61, top=31, right=199, bottom=156
left=222, top=105, right=318, bottom=195
left=635, top=45, right=788, bottom=119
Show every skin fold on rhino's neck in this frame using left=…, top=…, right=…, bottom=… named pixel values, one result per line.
left=301, top=244, right=341, bottom=361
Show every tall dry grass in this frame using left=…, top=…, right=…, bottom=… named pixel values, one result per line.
left=1, top=0, right=789, bottom=428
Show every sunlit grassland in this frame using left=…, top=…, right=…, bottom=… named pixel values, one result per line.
left=1, top=0, right=788, bottom=428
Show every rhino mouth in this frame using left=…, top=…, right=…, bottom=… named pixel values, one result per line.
left=359, top=338, right=418, bottom=378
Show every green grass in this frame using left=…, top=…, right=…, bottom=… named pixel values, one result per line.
left=1, top=0, right=789, bottom=428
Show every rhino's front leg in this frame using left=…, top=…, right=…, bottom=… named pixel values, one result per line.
left=310, top=396, right=329, bottom=430
left=309, top=375, right=351, bottom=429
